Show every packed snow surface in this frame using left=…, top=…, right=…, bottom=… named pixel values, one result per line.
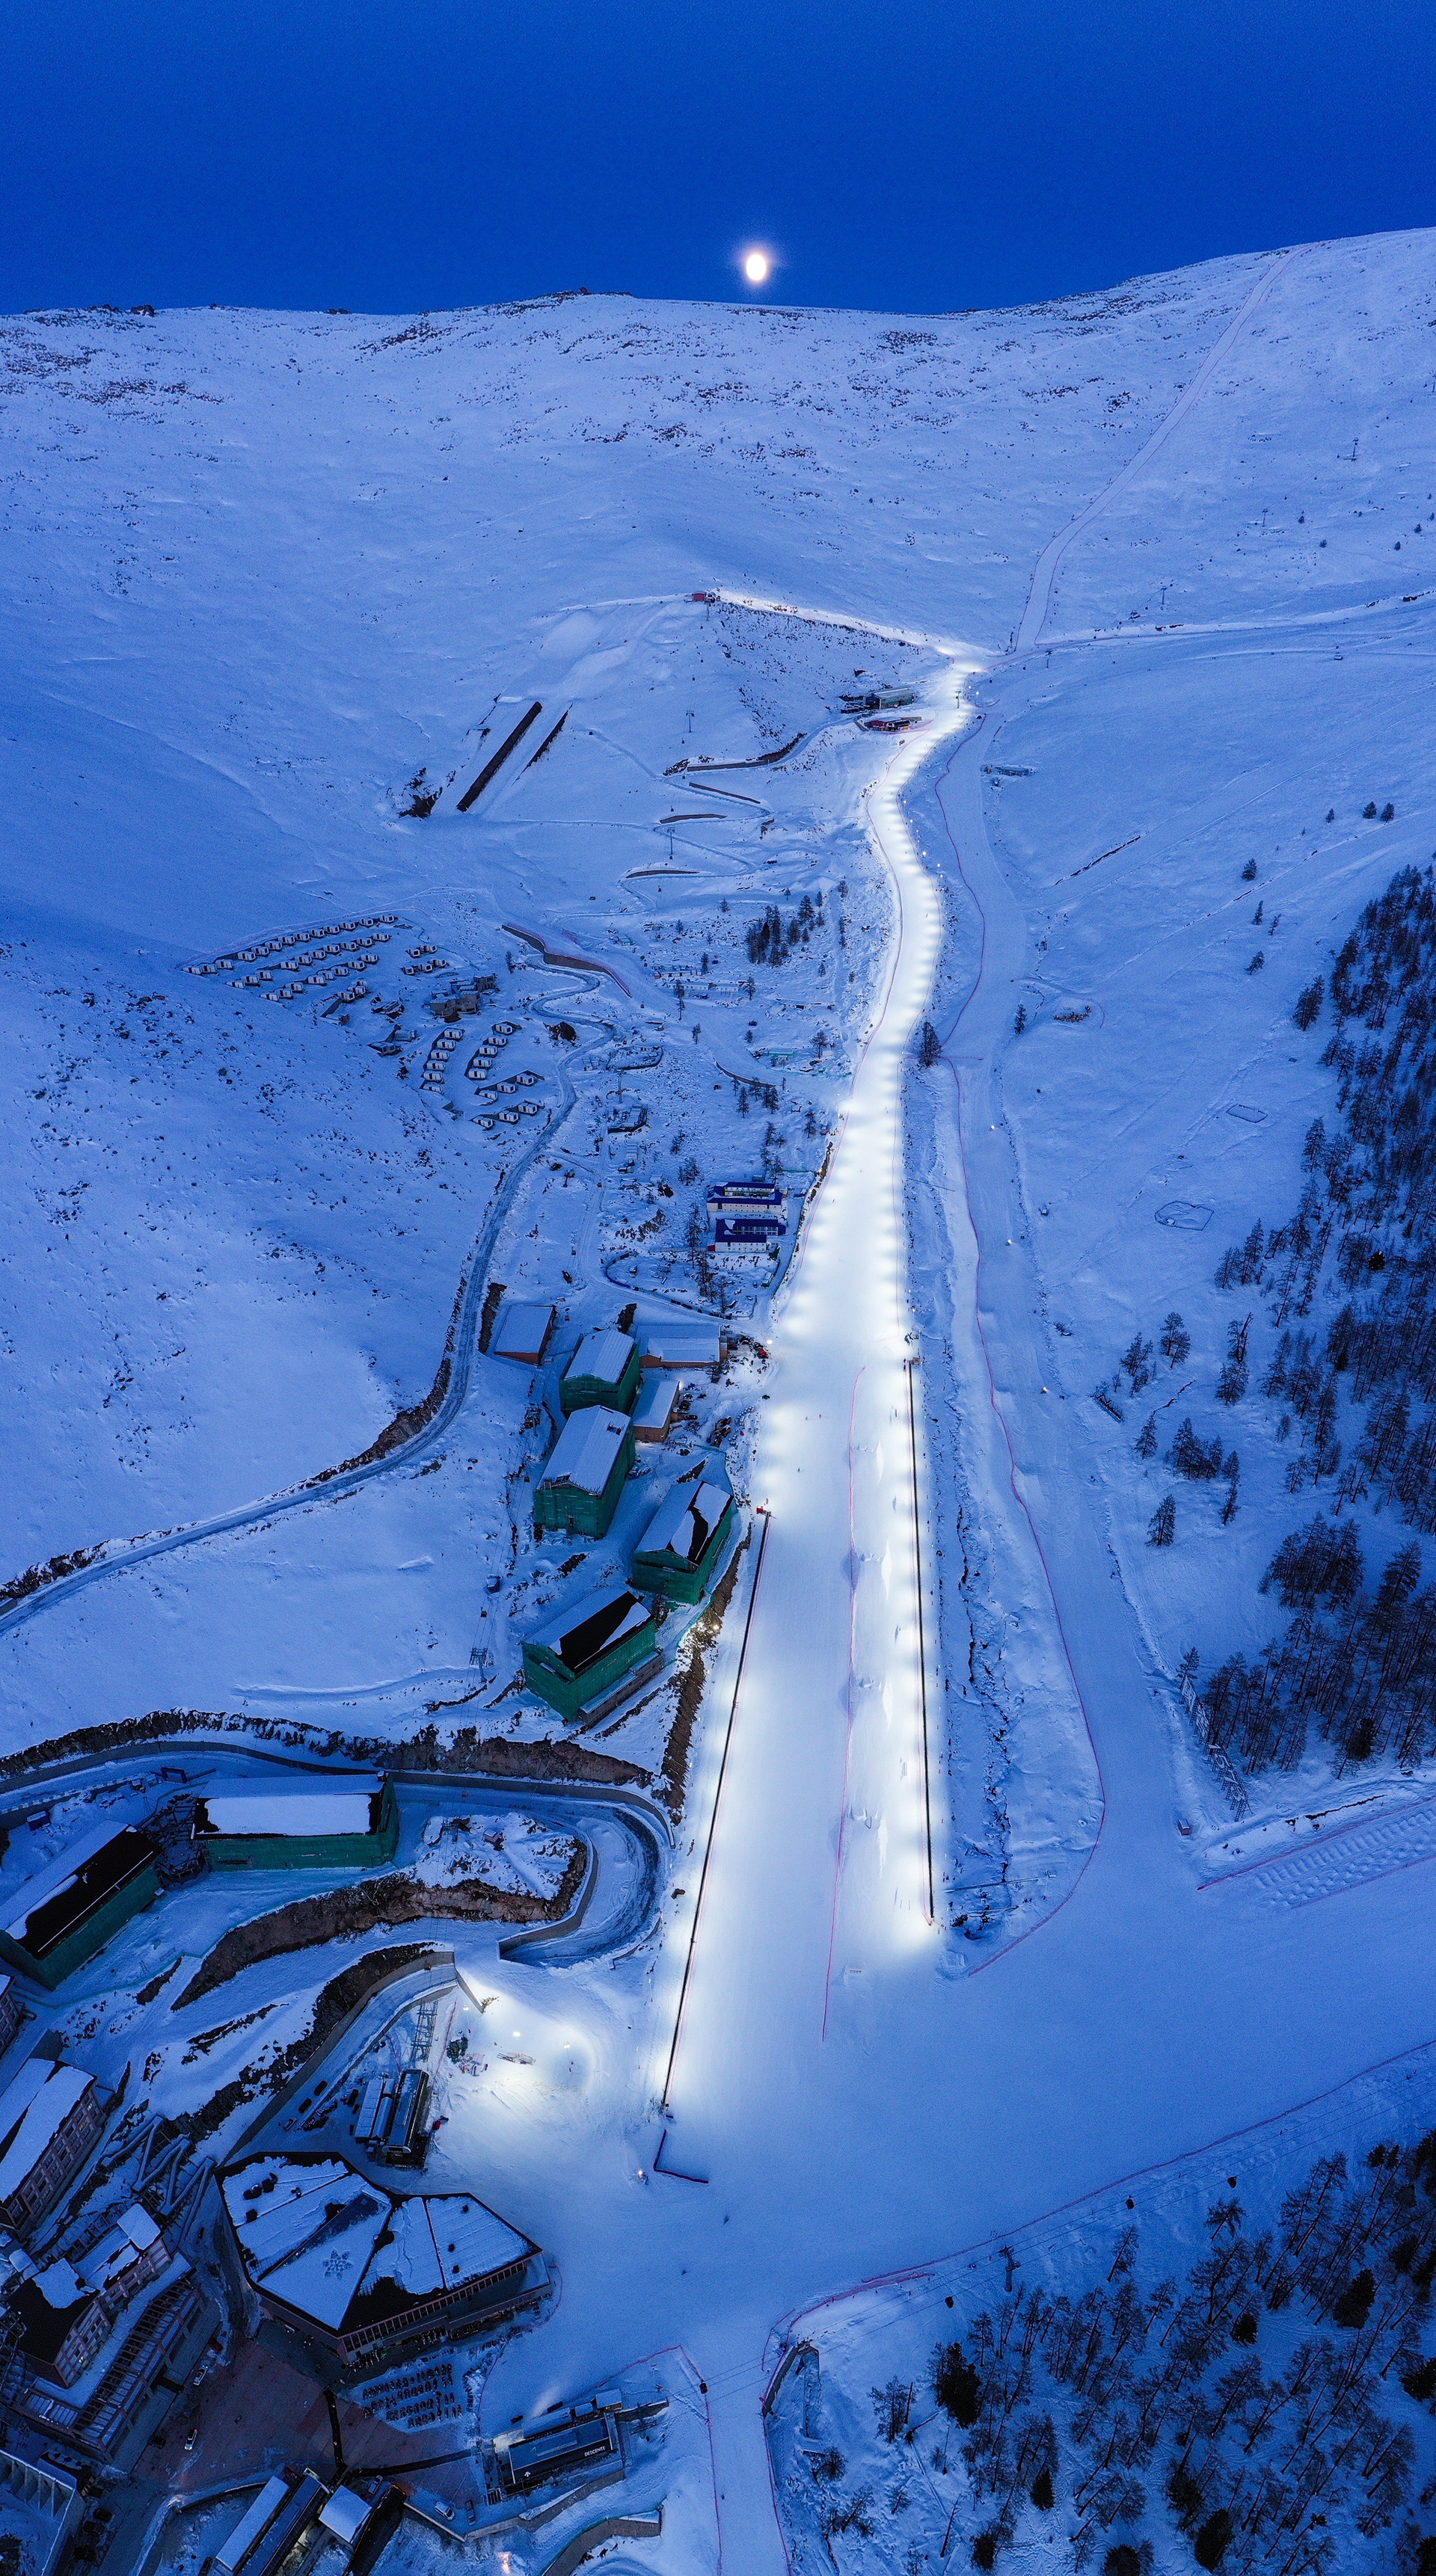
left=4, top=227, right=1436, bottom=2569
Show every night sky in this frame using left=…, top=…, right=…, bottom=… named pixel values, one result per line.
left=4, top=0, right=1434, bottom=316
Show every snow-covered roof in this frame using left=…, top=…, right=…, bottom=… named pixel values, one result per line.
left=318, top=2491, right=373, bottom=2548
left=642, top=1321, right=721, bottom=1367
left=74, top=2203, right=160, bottom=2294
left=215, top=2477, right=291, bottom=2576
left=528, top=1583, right=652, bottom=1676
left=222, top=2157, right=390, bottom=2330
left=563, top=1325, right=635, bottom=1386
left=223, top=2155, right=532, bottom=2334
left=194, top=1781, right=384, bottom=1839
left=639, top=1468, right=733, bottom=1567
left=492, top=1299, right=555, bottom=1361
left=538, top=1405, right=630, bottom=1495
left=0, top=2063, right=96, bottom=2201
left=28, top=2259, right=84, bottom=2314
left=632, top=1374, right=678, bottom=1430
left=358, top=2191, right=527, bottom=2304
left=4, top=1822, right=156, bottom=1954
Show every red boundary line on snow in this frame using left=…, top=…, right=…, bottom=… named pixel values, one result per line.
left=759, top=2021, right=1436, bottom=2388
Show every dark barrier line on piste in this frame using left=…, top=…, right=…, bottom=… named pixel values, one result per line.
left=659, top=1504, right=770, bottom=2116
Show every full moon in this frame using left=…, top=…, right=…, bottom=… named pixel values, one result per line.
left=743, top=250, right=771, bottom=286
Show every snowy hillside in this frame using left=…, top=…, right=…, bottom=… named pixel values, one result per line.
left=4, top=226, right=1436, bottom=2576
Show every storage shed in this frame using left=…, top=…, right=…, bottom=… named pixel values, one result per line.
left=491, top=1300, right=556, bottom=1366
left=631, top=1374, right=678, bottom=1443
left=522, top=1584, right=660, bottom=1724
left=641, top=1320, right=721, bottom=1373
left=534, top=1407, right=634, bottom=1538
left=633, top=1463, right=737, bottom=1605
left=193, top=1777, right=399, bottom=1870
left=559, top=1326, right=640, bottom=1415
left=0, top=1827, right=161, bottom=1990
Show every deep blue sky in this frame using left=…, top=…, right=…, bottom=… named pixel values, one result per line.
left=4, top=0, right=1434, bottom=319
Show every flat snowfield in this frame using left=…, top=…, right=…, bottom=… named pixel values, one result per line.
left=4, top=230, right=1436, bottom=2569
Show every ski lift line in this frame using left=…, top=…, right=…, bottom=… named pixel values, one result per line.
left=456, top=701, right=544, bottom=810
left=1059, top=833, right=1142, bottom=884
left=660, top=1508, right=771, bottom=2115
left=1014, top=244, right=1307, bottom=655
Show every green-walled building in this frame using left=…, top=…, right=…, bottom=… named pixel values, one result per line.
left=0, top=1825, right=162, bottom=1990
left=559, top=1325, right=641, bottom=1416
left=192, top=1776, right=399, bottom=1869
left=534, top=1405, right=635, bottom=1539
left=633, top=1463, right=737, bottom=1605
left=523, top=1583, right=660, bottom=1722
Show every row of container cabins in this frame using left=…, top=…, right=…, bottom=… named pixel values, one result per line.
left=491, top=1303, right=740, bottom=1726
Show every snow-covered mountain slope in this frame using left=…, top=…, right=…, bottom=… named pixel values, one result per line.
left=6, top=224, right=1436, bottom=2576
left=1, top=226, right=1434, bottom=1832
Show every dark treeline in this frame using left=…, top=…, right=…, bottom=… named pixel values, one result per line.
left=745, top=891, right=818, bottom=963
left=925, top=2126, right=1436, bottom=2574
left=1200, top=867, right=1436, bottom=1771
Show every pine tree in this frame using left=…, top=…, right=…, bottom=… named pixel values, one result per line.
left=1161, top=1311, right=1191, bottom=1368
left=1149, top=1496, right=1176, bottom=1546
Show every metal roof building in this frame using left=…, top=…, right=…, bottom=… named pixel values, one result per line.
left=192, top=1777, right=399, bottom=1870
left=633, top=1464, right=737, bottom=1605
left=523, top=1583, right=660, bottom=1724
left=0, top=1825, right=161, bottom=1990
left=560, top=1325, right=640, bottom=1415
left=534, top=1406, right=634, bottom=1538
